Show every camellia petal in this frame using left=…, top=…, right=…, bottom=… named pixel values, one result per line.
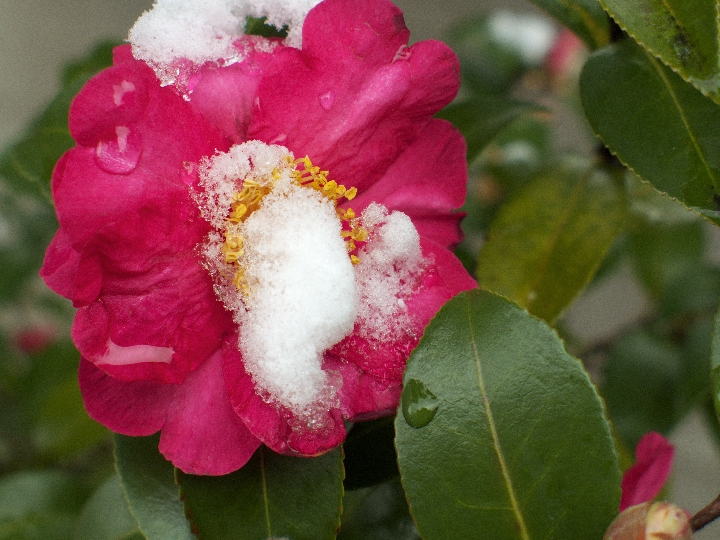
left=246, top=0, right=461, bottom=193
left=159, top=350, right=262, bottom=475
left=620, top=432, right=675, bottom=511
left=79, top=357, right=175, bottom=436
left=347, top=118, right=467, bottom=247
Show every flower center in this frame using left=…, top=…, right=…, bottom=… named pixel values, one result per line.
left=195, top=142, right=361, bottom=413
left=220, top=154, right=367, bottom=296
left=194, top=141, right=426, bottom=418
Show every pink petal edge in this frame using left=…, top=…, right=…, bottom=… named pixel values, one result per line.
left=620, top=432, right=675, bottom=511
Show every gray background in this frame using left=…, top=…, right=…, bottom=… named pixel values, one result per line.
left=2, top=0, right=719, bottom=534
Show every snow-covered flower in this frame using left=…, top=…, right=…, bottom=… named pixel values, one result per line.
left=41, top=0, right=475, bottom=474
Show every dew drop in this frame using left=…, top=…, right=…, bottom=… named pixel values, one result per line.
left=94, top=126, right=143, bottom=174
left=401, top=378, right=439, bottom=428
left=319, top=90, right=334, bottom=110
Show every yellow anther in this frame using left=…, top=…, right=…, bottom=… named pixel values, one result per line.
left=350, top=255, right=361, bottom=265
left=344, top=187, right=357, bottom=200
left=228, top=203, right=248, bottom=222
left=351, top=227, right=368, bottom=242
left=322, top=180, right=338, bottom=198
left=337, top=208, right=355, bottom=221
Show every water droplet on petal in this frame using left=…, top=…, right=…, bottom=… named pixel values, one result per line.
left=94, top=126, right=143, bottom=174
left=401, top=378, right=438, bottom=428
left=319, top=91, right=334, bottom=110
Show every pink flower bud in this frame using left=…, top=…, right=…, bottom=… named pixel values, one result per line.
left=604, top=502, right=692, bottom=540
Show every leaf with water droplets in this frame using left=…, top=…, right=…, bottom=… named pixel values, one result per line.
left=401, top=379, right=439, bottom=428
left=395, top=290, right=621, bottom=540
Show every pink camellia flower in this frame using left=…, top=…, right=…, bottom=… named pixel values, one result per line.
left=40, top=0, right=475, bottom=475
left=621, top=432, right=675, bottom=511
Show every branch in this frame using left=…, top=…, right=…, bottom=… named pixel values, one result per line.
left=691, top=492, right=720, bottom=532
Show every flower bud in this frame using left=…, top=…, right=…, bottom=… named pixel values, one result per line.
left=604, top=502, right=692, bottom=540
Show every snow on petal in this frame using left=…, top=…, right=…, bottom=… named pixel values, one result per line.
left=129, top=0, right=320, bottom=85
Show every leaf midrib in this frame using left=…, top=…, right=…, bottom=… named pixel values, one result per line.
left=644, top=48, right=720, bottom=194
left=466, top=295, right=530, bottom=540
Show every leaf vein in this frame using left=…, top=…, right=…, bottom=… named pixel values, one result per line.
left=465, top=295, right=530, bottom=540
left=645, top=49, right=719, bottom=193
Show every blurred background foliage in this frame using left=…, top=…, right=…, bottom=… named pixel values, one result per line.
left=1, top=1, right=720, bottom=538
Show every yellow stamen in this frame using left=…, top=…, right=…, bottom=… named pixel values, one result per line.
left=220, top=154, right=366, bottom=293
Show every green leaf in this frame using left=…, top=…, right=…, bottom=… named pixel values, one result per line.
left=244, top=16, right=289, bottom=38
left=476, top=159, right=625, bottom=323
left=0, top=470, right=86, bottom=540
left=580, top=39, right=720, bottom=221
left=437, top=97, right=543, bottom=164
left=525, top=0, right=610, bottom=49
left=33, top=377, right=108, bottom=458
left=74, top=474, right=143, bottom=540
left=179, top=446, right=343, bottom=540
left=395, top=290, right=621, bottom=540
left=343, top=417, right=398, bottom=490
left=114, top=434, right=195, bottom=540
left=599, top=0, right=720, bottom=102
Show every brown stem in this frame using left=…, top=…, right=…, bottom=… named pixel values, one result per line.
left=691, top=493, right=720, bottom=532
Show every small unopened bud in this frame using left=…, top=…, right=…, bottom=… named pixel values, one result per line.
left=604, top=502, right=692, bottom=540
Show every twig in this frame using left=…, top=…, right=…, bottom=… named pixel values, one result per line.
left=691, top=492, right=720, bottom=532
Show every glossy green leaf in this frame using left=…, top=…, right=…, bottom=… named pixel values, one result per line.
left=599, top=0, right=720, bottom=102
left=476, top=160, right=625, bottom=323
left=395, top=290, right=621, bottom=540
left=0, top=470, right=86, bottom=540
left=179, top=446, right=343, bottom=540
left=114, top=434, right=195, bottom=540
left=525, top=0, right=610, bottom=49
left=437, top=97, right=543, bottom=164
left=74, top=474, right=142, bottom=540
left=580, top=39, right=720, bottom=221
left=343, top=417, right=398, bottom=490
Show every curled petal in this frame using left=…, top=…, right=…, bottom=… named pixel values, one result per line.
left=188, top=40, right=280, bottom=143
